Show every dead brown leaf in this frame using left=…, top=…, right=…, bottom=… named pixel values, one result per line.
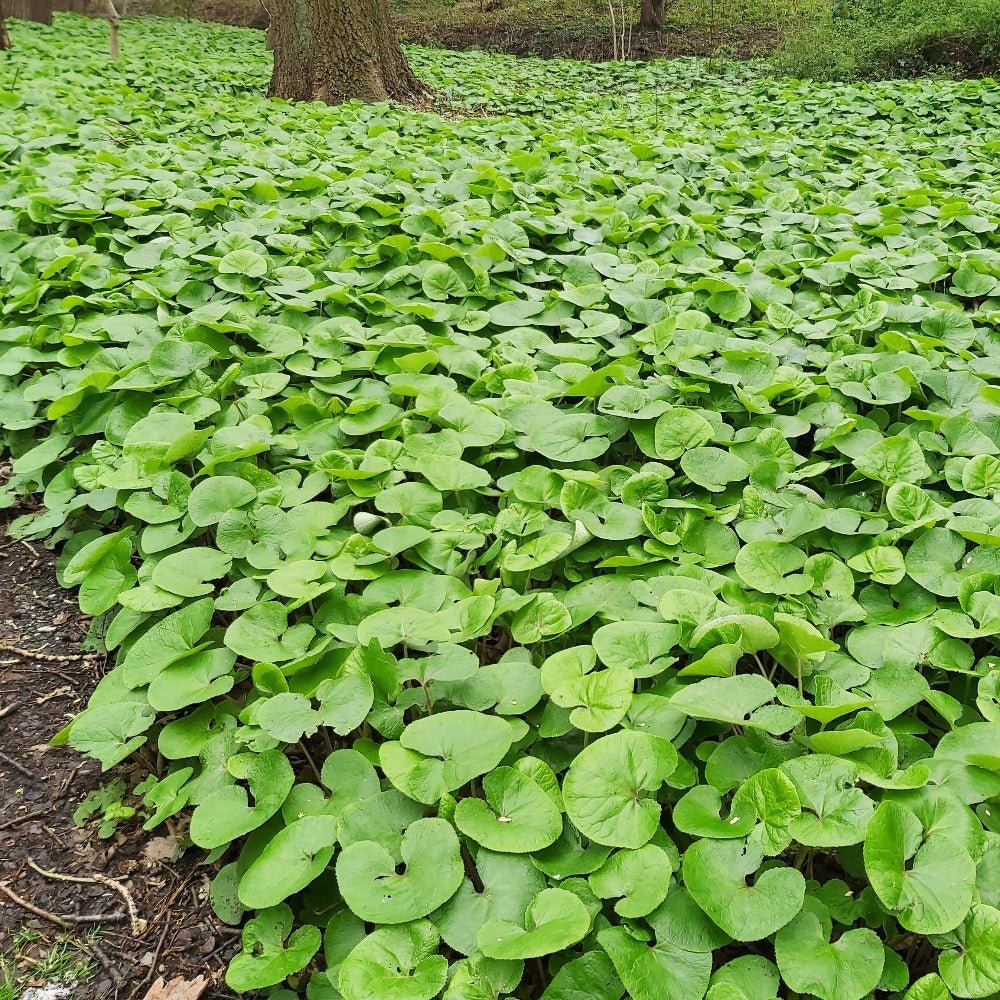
left=142, top=975, right=210, bottom=1000
left=142, top=835, right=181, bottom=863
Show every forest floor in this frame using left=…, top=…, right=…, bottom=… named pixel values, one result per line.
left=390, top=0, right=825, bottom=60
left=111, top=0, right=823, bottom=60
left=0, top=518, right=237, bottom=1000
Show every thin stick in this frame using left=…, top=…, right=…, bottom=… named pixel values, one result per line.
left=0, top=641, right=95, bottom=663
left=0, top=881, right=70, bottom=928
left=127, top=921, right=171, bottom=1000
left=85, top=938, right=126, bottom=988
left=0, top=885, right=127, bottom=989
left=0, top=807, right=48, bottom=831
left=0, top=749, right=32, bottom=778
left=144, top=871, right=196, bottom=934
left=28, top=859, right=146, bottom=935
left=63, top=911, right=129, bottom=924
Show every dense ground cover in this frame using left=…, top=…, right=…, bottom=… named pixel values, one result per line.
left=774, top=0, right=1000, bottom=80
left=4, top=14, right=1000, bottom=999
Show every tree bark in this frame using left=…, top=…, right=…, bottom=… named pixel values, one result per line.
left=104, top=0, right=119, bottom=58
left=268, top=0, right=423, bottom=105
left=0, top=0, right=10, bottom=49
left=639, top=0, right=663, bottom=30
left=7, top=0, right=51, bottom=24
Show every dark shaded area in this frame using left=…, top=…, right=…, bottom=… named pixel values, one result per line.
left=0, top=518, right=239, bottom=1000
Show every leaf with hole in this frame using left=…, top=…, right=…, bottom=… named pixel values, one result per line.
left=336, top=817, right=463, bottom=923
left=339, top=921, right=448, bottom=1000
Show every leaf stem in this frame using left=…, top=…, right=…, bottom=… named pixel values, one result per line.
left=298, top=739, right=323, bottom=784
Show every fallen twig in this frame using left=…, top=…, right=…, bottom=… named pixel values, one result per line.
left=0, top=640, right=96, bottom=663
left=0, top=880, right=70, bottom=928
left=0, top=748, right=32, bottom=778
left=28, top=858, right=146, bottom=935
left=0, top=807, right=48, bottom=831
left=0, top=883, right=128, bottom=988
left=145, top=871, right=197, bottom=934
left=65, top=910, right=129, bottom=924
left=129, top=921, right=173, bottom=1000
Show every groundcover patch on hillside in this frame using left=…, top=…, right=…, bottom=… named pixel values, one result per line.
left=4, top=13, right=1000, bottom=998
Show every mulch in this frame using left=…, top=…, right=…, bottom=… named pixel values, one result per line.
left=0, top=524, right=240, bottom=1000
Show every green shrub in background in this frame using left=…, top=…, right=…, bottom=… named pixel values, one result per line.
left=774, top=0, right=1000, bottom=79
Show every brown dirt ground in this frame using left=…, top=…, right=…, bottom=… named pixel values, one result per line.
left=0, top=518, right=240, bottom=1000
left=394, top=18, right=783, bottom=60
left=55, top=0, right=786, bottom=60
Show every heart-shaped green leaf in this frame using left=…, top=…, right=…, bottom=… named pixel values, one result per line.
left=337, top=817, right=463, bottom=923
left=444, top=955, right=525, bottom=1000
left=120, top=598, right=215, bottom=688
left=598, top=890, right=720, bottom=1000
left=238, top=815, right=338, bottom=908
left=187, top=475, right=257, bottom=526
left=433, top=849, right=545, bottom=957
left=683, top=840, right=805, bottom=941
left=864, top=800, right=975, bottom=933
left=479, top=888, right=591, bottom=960
left=540, top=951, right=622, bottom=1000
left=938, top=905, right=1000, bottom=998
left=775, top=902, right=884, bottom=1000
left=455, top=767, right=562, bottom=853
left=225, top=904, right=320, bottom=992
left=784, top=755, right=873, bottom=847
left=905, top=975, right=954, bottom=1000
left=563, top=730, right=677, bottom=847
left=380, top=711, right=516, bottom=805
left=189, top=750, right=295, bottom=849
left=540, top=645, right=633, bottom=732
left=673, top=785, right=756, bottom=840
left=339, top=921, right=448, bottom=1000
left=588, top=843, right=672, bottom=917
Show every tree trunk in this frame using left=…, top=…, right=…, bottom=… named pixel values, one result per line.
left=104, top=0, right=119, bottom=58
left=0, top=0, right=10, bottom=49
left=639, top=0, right=663, bottom=30
left=7, top=0, right=51, bottom=24
left=268, top=0, right=422, bottom=105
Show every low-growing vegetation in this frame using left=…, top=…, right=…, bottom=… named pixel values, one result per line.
left=774, top=0, right=1000, bottom=78
left=4, top=13, right=1000, bottom=1000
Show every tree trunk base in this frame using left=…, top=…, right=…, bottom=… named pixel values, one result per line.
left=7, top=0, right=52, bottom=24
left=268, top=0, right=424, bottom=106
left=639, top=0, right=664, bottom=30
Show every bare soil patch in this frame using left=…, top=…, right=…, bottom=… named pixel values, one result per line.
left=52, top=0, right=785, bottom=60
left=0, top=520, right=238, bottom=1000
